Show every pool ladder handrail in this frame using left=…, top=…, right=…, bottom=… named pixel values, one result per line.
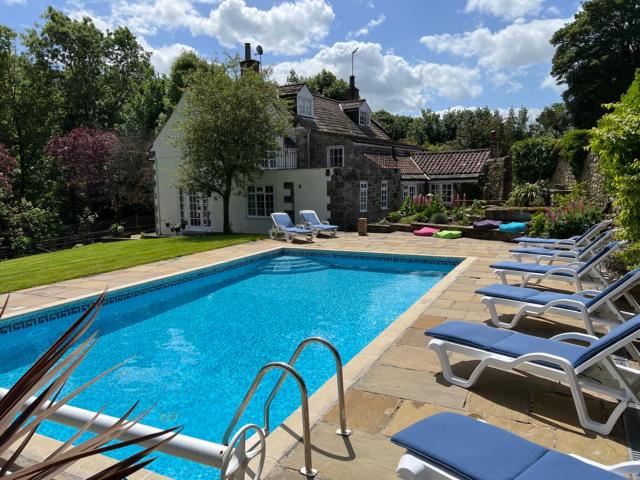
left=263, top=337, right=351, bottom=438
left=222, top=337, right=350, bottom=479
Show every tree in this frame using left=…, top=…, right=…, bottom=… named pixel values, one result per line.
left=167, top=51, right=209, bottom=105
left=372, top=110, right=414, bottom=142
left=286, top=68, right=350, bottom=100
left=23, top=7, right=155, bottom=130
left=591, top=71, right=640, bottom=240
left=0, top=144, right=16, bottom=193
left=532, top=103, right=572, bottom=137
left=511, top=137, right=558, bottom=184
left=178, top=59, right=290, bottom=233
left=550, top=0, right=640, bottom=128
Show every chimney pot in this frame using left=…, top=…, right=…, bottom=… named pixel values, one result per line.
left=244, top=43, right=251, bottom=61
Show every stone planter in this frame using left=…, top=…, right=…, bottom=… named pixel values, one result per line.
left=485, top=207, right=546, bottom=222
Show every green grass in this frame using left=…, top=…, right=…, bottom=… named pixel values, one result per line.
left=0, top=234, right=265, bottom=293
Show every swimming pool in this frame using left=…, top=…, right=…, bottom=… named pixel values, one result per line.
left=0, top=249, right=460, bottom=478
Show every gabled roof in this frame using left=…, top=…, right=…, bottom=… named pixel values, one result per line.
left=278, top=83, right=305, bottom=97
left=364, top=154, right=428, bottom=180
left=339, top=99, right=365, bottom=110
left=411, top=149, right=491, bottom=179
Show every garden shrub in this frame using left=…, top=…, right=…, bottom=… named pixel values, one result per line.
left=387, top=211, right=402, bottom=223
left=511, top=136, right=558, bottom=184
left=0, top=199, right=60, bottom=256
left=506, top=181, right=550, bottom=207
left=591, top=70, right=640, bottom=242
left=429, top=212, right=449, bottom=224
left=527, top=200, right=603, bottom=239
left=557, top=129, right=591, bottom=178
left=607, top=243, right=640, bottom=276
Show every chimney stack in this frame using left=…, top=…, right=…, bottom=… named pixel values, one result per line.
left=240, top=42, right=260, bottom=73
left=489, top=130, right=499, bottom=158
left=348, top=75, right=360, bottom=100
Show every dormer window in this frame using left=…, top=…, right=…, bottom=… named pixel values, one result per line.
left=359, top=110, right=370, bottom=126
left=296, top=86, right=314, bottom=117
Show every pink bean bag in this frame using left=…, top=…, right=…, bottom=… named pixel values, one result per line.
left=413, top=227, right=440, bottom=237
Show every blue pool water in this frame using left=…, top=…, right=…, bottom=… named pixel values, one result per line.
left=0, top=251, right=457, bottom=478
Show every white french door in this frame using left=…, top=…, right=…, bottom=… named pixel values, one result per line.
left=179, top=190, right=212, bottom=231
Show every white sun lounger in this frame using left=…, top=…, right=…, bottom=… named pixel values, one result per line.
left=476, top=268, right=640, bottom=334
left=514, top=219, right=613, bottom=250
left=391, top=412, right=639, bottom=480
left=299, top=210, right=338, bottom=237
left=426, top=316, right=640, bottom=434
left=491, top=241, right=620, bottom=290
left=510, top=230, right=614, bottom=264
left=269, top=212, right=314, bottom=243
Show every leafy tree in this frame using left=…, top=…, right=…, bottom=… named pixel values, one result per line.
left=23, top=7, right=155, bottom=130
left=178, top=58, right=290, bottom=232
left=511, top=136, right=558, bottom=184
left=167, top=50, right=209, bottom=105
left=532, top=103, right=572, bottom=137
left=372, top=110, right=414, bottom=142
left=0, top=144, right=16, bottom=193
left=286, top=68, right=350, bottom=100
left=550, top=0, right=640, bottom=128
left=0, top=198, right=60, bottom=256
left=591, top=71, right=640, bottom=240
left=557, top=129, right=591, bottom=178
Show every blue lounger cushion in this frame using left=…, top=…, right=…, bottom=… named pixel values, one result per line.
left=475, top=284, right=596, bottom=311
left=391, top=413, right=619, bottom=480
left=514, top=236, right=576, bottom=244
left=313, top=223, right=339, bottom=230
left=428, top=316, right=640, bottom=368
left=283, top=226, right=313, bottom=234
left=426, top=321, right=586, bottom=367
left=489, top=262, right=574, bottom=276
left=509, top=247, right=584, bottom=257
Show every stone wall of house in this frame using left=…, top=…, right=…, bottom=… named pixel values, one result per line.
left=327, top=150, right=402, bottom=229
left=479, top=156, right=511, bottom=201
left=551, top=153, right=605, bottom=201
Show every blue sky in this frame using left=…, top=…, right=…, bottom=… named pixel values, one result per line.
left=3, top=0, right=582, bottom=118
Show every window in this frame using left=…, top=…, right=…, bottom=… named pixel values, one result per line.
left=381, top=180, right=388, bottom=210
left=327, top=146, right=344, bottom=168
left=247, top=185, right=275, bottom=217
left=297, top=97, right=313, bottom=117
left=430, top=183, right=453, bottom=204
left=359, top=110, right=370, bottom=126
left=403, top=184, right=417, bottom=199
left=359, top=181, right=368, bottom=213
left=179, top=191, right=211, bottom=229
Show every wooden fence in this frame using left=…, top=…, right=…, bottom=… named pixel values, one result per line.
left=0, top=215, right=155, bottom=260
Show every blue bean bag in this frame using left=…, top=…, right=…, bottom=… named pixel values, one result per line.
left=499, top=222, right=527, bottom=234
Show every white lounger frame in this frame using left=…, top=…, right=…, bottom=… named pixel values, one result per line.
left=428, top=329, right=640, bottom=435
left=511, top=230, right=614, bottom=264
left=299, top=209, right=338, bottom=237
left=481, top=270, right=640, bottom=335
left=494, top=242, right=620, bottom=290
left=269, top=213, right=315, bottom=243
left=516, top=220, right=613, bottom=250
left=396, top=450, right=640, bottom=480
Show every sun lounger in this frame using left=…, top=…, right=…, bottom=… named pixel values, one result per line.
left=426, top=316, right=640, bottom=434
left=269, top=212, right=314, bottom=243
left=299, top=210, right=338, bottom=237
left=514, top=220, right=612, bottom=250
left=391, top=412, right=636, bottom=480
left=510, top=230, right=614, bottom=264
left=476, top=267, right=640, bottom=334
left=491, top=241, right=620, bottom=290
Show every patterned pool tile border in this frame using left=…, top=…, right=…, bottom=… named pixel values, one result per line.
left=1, top=248, right=462, bottom=336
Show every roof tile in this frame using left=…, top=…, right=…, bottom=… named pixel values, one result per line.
left=411, top=149, right=491, bottom=177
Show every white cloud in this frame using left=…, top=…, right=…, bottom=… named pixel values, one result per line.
left=148, top=43, right=197, bottom=74
left=348, top=14, right=386, bottom=38
left=541, top=74, right=566, bottom=94
left=4, top=0, right=27, bottom=5
left=272, top=41, right=482, bottom=112
left=80, top=0, right=334, bottom=56
left=465, top=0, right=544, bottom=20
left=420, top=17, right=568, bottom=71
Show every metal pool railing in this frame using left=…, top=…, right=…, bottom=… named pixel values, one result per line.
left=0, top=337, right=350, bottom=479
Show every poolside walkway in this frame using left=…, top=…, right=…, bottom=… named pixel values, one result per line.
left=1, top=233, right=630, bottom=479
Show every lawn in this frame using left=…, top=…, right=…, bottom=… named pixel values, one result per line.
left=0, top=234, right=265, bottom=293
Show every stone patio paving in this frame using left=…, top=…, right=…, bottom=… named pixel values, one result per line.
left=1, top=232, right=631, bottom=479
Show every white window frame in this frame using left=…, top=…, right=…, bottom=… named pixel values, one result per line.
left=359, top=110, right=370, bottom=126
left=359, top=181, right=368, bottom=213
left=381, top=180, right=388, bottom=210
left=297, top=97, right=313, bottom=117
left=327, top=145, right=345, bottom=168
left=247, top=185, right=275, bottom=218
left=430, top=183, right=453, bottom=205
left=179, top=190, right=212, bottom=231
left=402, top=184, right=417, bottom=200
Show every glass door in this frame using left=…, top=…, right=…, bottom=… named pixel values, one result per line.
left=180, top=191, right=212, bottom=231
